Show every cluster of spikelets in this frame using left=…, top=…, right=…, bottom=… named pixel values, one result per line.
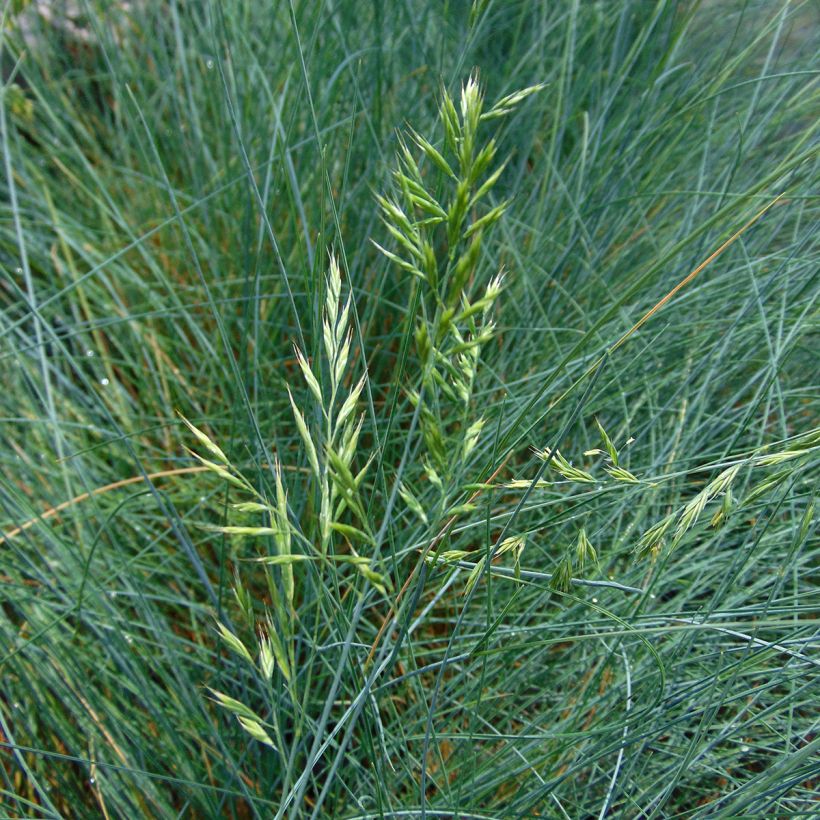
left=499, top=418, right=819, bottom=592
left=375, top=74, right=543, bottom=531
left=419, top=417, right=633, bottom=594
left=178, top=254, right=383, bottom=751
left=181, top=256, right=381, bottom=574
left=634, top=428, right=820, bottom=560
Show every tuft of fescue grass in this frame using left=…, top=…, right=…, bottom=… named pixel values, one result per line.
left=1, top=1, right=817, bottom=817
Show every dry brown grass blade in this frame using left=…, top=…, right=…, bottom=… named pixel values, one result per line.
left=0, top=466, right=209, bottom=544
left=365, top=454, right=513, bottom=665
left=2, top=458, right=317, bottom=544
left=609, top=192, right=786, bottom=354
left=548, top=192, right=787, bottom=413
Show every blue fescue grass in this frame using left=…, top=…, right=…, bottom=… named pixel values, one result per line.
left=1, top=1, right=817, bottom=817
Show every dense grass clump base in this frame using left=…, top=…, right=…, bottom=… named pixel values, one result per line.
left=1, top=1, right=817, bottom=817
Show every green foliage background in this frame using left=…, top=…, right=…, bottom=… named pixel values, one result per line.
left=1, top=1, right=817, bottom=817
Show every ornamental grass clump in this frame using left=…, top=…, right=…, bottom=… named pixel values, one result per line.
left=5, top=3, right=815, bottom=814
